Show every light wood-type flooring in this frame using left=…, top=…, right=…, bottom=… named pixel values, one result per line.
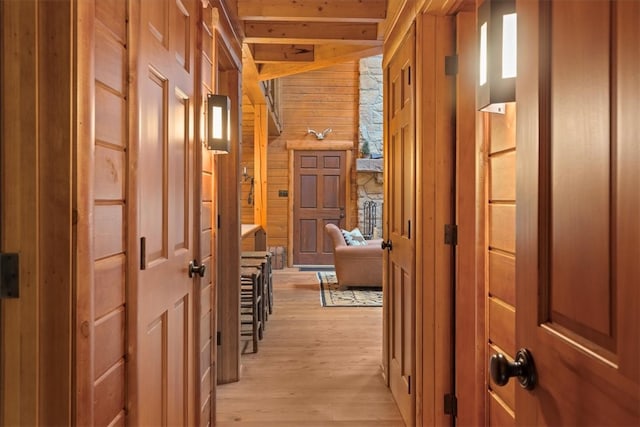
left=216, top=268, right=404, bottom=426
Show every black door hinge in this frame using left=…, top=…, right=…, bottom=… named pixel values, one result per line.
left=444, top=393, right=457, bottom=416
left=218, top=214, right=221, bottom=229
left=216, top=331, right=221, bottom=344
left=444, top=224, right=458, bottom=246
left=445, top=55, right=459, bottom=76
left=0, top=253, right=19, bottom=298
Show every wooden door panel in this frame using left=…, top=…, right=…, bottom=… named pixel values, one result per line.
left=140, top=68, right=168, bottom=265
left=148, top=0, right=169, bottom=47
left=173, top=0, right=190, bottom=70
left=489, top=392, right=514, bottom=427
left=517, top=0, right=640, bottom=424
left=136, top=0, right=197, bottom=424
left=322, top=175, right=341, bottom=207
left=170, top=92, right=190, bottom=253
left=389, top=264, right=412, bottom=395
left=385, top=25, right=415, bottom=426
left=140, top=315, right=167, bottom=426
left=299, top=175, right=317, bottom=208
left=293, top=150, right=346, bottom=265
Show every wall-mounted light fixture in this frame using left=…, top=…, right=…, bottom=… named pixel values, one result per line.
left=206, top=94, right=231, bottom=153
left=241, top=166, right=255, bottom=206
left=477, top=0, right=517, bottom=114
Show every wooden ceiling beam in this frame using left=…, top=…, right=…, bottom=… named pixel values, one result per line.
left=237, top=0, right=386, bottom=22
left=242, top=44, right=267, bottom=105
left=252, top=44, right=315, bottom=63
left=257, top=43, right=382, bottom=80
left=244, top=21, right=380, bottom=44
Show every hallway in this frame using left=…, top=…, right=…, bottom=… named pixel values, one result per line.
left=216, top=269, right=404, bottom=426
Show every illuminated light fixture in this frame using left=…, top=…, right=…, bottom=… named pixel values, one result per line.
left=206, top=94, right=231, bottom=153
left=477, top=0, right=517, bottom=114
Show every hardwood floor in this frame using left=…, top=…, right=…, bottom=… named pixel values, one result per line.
left=216, top=269, right=404, bottom=426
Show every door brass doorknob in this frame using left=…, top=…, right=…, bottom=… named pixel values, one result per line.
left=188, top=260, right=206, bottom=278
left=490, top=348, right=537, bottom=390
left=381, top=239, right=393, bottom=250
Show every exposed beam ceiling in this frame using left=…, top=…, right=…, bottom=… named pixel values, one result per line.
left=237, top=0, right=474, bottom=92
left=237, top=0, right=387, bottom=83
left=237, top=0, right=386, bottom=22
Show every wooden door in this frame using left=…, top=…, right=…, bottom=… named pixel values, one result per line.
left=135, top=0, right=197, bottom=424
left=514, top=0, right=640, bottom=424
left=293, top=150, right=346, bottom=265
left=384, top=26, right=416, bottom=426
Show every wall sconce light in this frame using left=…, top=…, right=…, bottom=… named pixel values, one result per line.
left=477, top=0, right=517, bottom=114
left=241, top=166, right=255, bottom=206
left=206, top=94, right=231, bottom=153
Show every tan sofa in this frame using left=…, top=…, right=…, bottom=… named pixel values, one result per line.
left=324, top=223, right=383, bottom=288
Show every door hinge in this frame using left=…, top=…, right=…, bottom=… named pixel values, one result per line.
left=218, top=214, right=221, bottom=229
left=444, top=224, right=458, bottom=245
left=216, top=331, right=221, bottom=344
left=140, top=237, right=146, bottom=270
left=0, top=253, right=19, bottom=298
left=444, top=393, right=457, bottom=416
left=445, top=55, right=459, bottom=76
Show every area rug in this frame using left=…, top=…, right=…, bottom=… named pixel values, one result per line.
left=316, top=271, right=382, bottom=307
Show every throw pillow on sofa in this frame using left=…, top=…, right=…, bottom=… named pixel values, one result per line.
left=341, top=228, right=367, bottom=246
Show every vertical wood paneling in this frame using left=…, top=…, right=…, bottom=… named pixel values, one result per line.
left=1, top=1, right=41, bottom=424
left=454, top=10, right=485, bottom=427
left=241, top=100, right=255, bottom=224
left=38, top=0, right=74, bottom=422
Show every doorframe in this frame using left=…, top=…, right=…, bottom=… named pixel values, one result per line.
left=285, top=140, right=354, bottom=267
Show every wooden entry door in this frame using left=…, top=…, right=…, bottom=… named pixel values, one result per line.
left=135, top=0, right=198, bottom=424
left=384, top=26, right=415, bottom=426
left=514, top=0, right=640, bottom=424
left=293, top=150, right=346, bottom=265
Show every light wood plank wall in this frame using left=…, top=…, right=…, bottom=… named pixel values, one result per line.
left=485, top=103, right=516, bottom=426
left=241, top=98, right=255, bottom=219
left=265, top=62, right=360, bottom=248
left=93, top=1, right=128, bottom=425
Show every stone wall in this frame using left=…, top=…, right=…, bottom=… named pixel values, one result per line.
left=359, top=55, right=383, bottom=156
left=357, top=55, right=384, bottom=237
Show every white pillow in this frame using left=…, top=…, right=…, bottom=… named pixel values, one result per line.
left=349, top=228, right=366, bottom=244
left=341, top=228, right=367, bottom=246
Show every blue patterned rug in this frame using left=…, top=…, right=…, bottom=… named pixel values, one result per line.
left=316, top=271, right=382, bottom=307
